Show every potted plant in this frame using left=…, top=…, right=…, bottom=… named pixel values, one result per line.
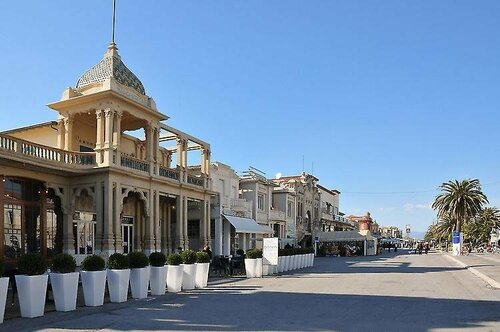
left=180, top=250, right=197, bottom=290
left=149, top=252, right=167, bottom=296
left=15, top=253, right=48, bottom=318
left=107, top=253, right=130, bottom=303
left=80, top=255, right=106, bottom=306
left=0, top=261, right=9, bottom=323
left=166, top=253, right=183, bottom=293
left=195, top=251, right=210, bottom=288
left=254, top=249, right=263, bottom=277
left=245, top=249, right=258, bottom=278
left=128, top=251, right=150, bottom=299
left=50, top=253, right=78, bottom=312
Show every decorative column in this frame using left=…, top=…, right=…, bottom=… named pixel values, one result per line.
left=143, top=190, right=155, bottom=255
left=57, top=119, right=65, bottom=150
left=103, top=109, right=114, bottom=166
left=113, top=183, right=123, bottom=253
left=102, top=180, right=115, bottom=255
left=153, top=190, right=161, bottom=252
left=60, top=186, right=74, bottom=255
left=175, top=195, right=186, bottom=250
left=183, top=197, right=189, bottom=249
left=112, top=110, right=122, bottom=165
left=204, top=199, right=211, bottom=246
left=63, top=115, right=73, bottom=151
left=94, top=110, right=103, bottom=165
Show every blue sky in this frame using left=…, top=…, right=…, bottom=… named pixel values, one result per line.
left=1, top=1, right=500, bottom=234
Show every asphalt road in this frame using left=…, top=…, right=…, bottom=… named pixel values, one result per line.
left=5, top=250, right=500, bottom=332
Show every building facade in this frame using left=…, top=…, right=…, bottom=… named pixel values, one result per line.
left=0, top=42, right=213, bottom=265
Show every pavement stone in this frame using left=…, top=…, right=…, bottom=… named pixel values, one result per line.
left=443, top=252, right=500, bottom=289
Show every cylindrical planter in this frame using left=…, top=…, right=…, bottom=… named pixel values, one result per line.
left=15, top=274, right=48, bottom=318
left=195, top=263, right=210, bottom=288
left=181, top=264, right=197, bottom=290
left=80, top=270, right=106, bottom=306
left=300, top=255, right=306, bottom=269
left=255, top=258, right=263, bottom=278
left=278, top=256, right=284, bottom=273
left=284, top=256, right=292, bottom=271
left=166, top=265, right=183, bottom=293
left=310, top=253, right=314, bottom=266
left=50, top=272, right=79, bottom=312
left=244, top=258, right=257, bottom=278
left=262, top=264, right=270, bottom=276
left=107, top=269, right=130, bottom=303
left=150, top=266, right=168, bottom=296
left=0, top=277, right=9, bottom=323
left=130, top=267, right=150, bottom=299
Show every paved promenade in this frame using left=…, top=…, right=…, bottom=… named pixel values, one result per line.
left=2, top=250, right=500, bottom=331
left=444, top=251, right=500, bottom=289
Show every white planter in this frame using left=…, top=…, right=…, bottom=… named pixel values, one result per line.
left=130, top=267, right=150, bottom=299
left=278, top=256, right=284, bottom=273
left=150, top=266, right=168, bottom=296
left=255, top=258, right=263, bottom=277
left=262, top=264, right=270, bottom=276
left=310, top=253, right=315, bottom=266
left=15, top=274, right=48, bottom=318
left=0, top=277, right=9, bottom=323
left=195, top=263, right=210, bottom=288
left=244, top=258, right=257, bottom=278
left=300, top=255, right=306, bottom=269
left=50, top=272, right=79, bottom=312
left=107, top=269, right=130, bottom=303
left=166, top=265, right=183, bottom=293
left=181, top=264, right=197, bottom=290
left=292, top=255, right=299, bottom=270
left=80, top=270, right=106, bottom=306
left=285, top=256, right=292, bottom=271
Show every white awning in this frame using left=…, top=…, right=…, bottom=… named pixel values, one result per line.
left=222, top=215, right=273, bottom=234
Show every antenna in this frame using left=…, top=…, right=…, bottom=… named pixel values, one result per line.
left=111, top=0, right=117, bottom=43
left=302, top=155, right=304, bottom=173
left=312, top=162, right=314, bottom=176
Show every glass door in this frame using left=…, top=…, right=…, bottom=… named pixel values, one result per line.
left=121, top=216, right=134, bottom=254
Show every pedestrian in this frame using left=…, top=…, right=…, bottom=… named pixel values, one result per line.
left=203, top=244, right=213, bottom=261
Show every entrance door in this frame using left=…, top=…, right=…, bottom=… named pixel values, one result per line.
left=122, top=216, right=134, bottom=254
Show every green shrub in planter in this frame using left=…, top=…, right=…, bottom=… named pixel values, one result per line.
left=128, top=252, right=149, bottom=269
left=107, top=253, right=129, bottom=270
left=81, top=255, right=105, bottom=271
left=166, top=253, right=182, bottom=266
left=195, top=251, right=210, bottom=263
left=236, top=249, right=245, bottom=256
left=246, top=249, right=257, bottom=259
left=149, top=252, right=166, bottom=267
left=51, top=253, right=76, bottom=273
left=17, top=253, right=46, bottom=276
left=180, top=250, right=197, bottom=264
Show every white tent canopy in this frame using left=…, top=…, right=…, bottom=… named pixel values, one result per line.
left=222, top=215, right=273, bottom=234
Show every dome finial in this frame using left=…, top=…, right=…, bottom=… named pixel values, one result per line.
left=111, top=0, right=116, bottom=44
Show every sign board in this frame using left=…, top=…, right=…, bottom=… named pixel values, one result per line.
left=263, top=237, right=279, bottom=265
left=406, top=225, right=411, bottom=234
left=314, top=236, right=320, bottom=243
left=452, top=231, right=462, bottom=256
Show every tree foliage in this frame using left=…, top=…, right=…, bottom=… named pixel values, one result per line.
left=431, top=179, right=488, bottom=232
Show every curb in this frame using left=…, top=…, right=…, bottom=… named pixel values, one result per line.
left=444, top=254, right=500, bottom=289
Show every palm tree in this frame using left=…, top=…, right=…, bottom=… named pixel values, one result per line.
left=464, top=207, right=500, bottom=246
left=431, top=179, right=488, bottom=233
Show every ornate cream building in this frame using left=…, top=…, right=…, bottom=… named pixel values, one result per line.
left=0, top=42, right=213, bottom=264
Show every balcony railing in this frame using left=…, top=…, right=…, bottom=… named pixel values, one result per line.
left=187, top=175, right=204, bottom=187
left=159, top=166, right=180, bottom=181
left=269, top=209, right=286, bottom=221
left=0, top=133, right=96, bottom=167
left=120, top=155, right=149, bottom=173
left=221, top=197, right=252, bottom=212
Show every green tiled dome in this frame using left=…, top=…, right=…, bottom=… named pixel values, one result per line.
left=76, top=42, right=145, bottom=95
